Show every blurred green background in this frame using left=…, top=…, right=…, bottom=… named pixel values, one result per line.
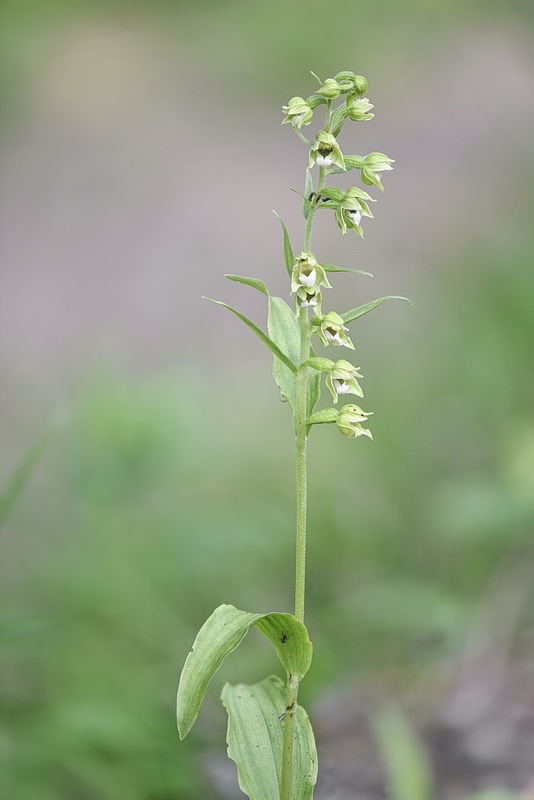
left=1, top=1, right=534, bottom=798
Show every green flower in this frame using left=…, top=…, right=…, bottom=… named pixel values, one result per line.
left=282, top=96, right=313, bottom=128
left=334, top=187, right=375, bottom=237
left=309, top=132, right=345, bottom=170
left=317, top=78, right=341, bottom=99
left=361, top=152, right=394, bottom=190
left=295, top=286, right=323, bottom=315
left=291, top=252, right=331, bottom=294
left=336, top=404, right=373, bottom=439
left=334, top=71, right=368, bottom=97
left=325, top=360, right=364, bottom=403
left=316, top=312, right=354, bottom=349
left=346, top=95, right=374, bottom=121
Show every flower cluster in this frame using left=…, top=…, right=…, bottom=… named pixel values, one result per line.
left=280, top=71, right=397, bottom=440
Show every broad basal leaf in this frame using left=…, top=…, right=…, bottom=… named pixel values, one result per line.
left=204, top=298, right=297, bottom=374
left=342, top=296, right=411, bottom=325
left=222, top=675, right=318, bottom=800
left=177, top=604, right=312, bottom=739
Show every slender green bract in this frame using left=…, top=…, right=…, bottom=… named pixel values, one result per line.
left=177, top=69, right=405, bottom=798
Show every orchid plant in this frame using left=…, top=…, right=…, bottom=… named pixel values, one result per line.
left=176, top=70, right=408, bottom=799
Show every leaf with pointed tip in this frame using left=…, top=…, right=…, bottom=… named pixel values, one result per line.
left=273, top=212, right=294, bottom=276
left=221, top=675, right=318, bottom=800
left=321, top=263, right=373, bottom=277
left=225, top=274, right=269, bottom=296
left=306, top=345, right=321, bottom=424
left=342, top=296, right=411, bottom=325
left=268, top=296, right=301, bottom=423
left=176, top=604, right=312, bottom=739
left=303, top=169, right=314, bottom=220
left=204, top=298, right=297, bottom=373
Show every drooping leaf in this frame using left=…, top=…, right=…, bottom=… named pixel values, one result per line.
left=273, top=211, right=295, bottom=276
left=268, top=296, right=301, bottom=421
left=342, top=296, right=411, bottom=325
left=177, top=604, right=312, bottom=739
left=221, top=675, right=318, bottom=800
left=204, top=298, right=297, bottom=374
left=303, top=169, right=314, bottom=220
left=225, top=274, right=269, bottom=296
left=321, top=263, right=373, bottom=277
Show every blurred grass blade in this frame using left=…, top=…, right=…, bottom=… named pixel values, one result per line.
left=221, top=675, right=318, bottom=800
left=225, top=274, right=269, bottom=296
left=342, top=296, right=411, bottom=325
left=373, top=707, right=433, bottom=800
left=0, top=429, right=52, bottom=530
left=204, top=298, right=297, bottom=373
left=268, top=296, right=301, bottom=423
left=177, top=605, right=312, bottom=739
left=273, top=211, right=294, bottom=276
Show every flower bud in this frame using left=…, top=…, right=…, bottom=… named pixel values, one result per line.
left=352, top=75, right=369, bottom=97
left=316, top=312, right=354, bottom=349
left=336, top=404, right=373, bottom=439
left=325, top=359, right=364, bottom=403
left=291, top=252, right=331, bottom=294
left=346, top=95, right=374, bottom=122
left=282, top=96, right=313, bottom=129
left=317, top=78, right=341, bottom=99
left=361, top=152, right=394, bottom=190
left=333, top=71, right=356, bottom=93
left=309, top=131, right=345, bottom=171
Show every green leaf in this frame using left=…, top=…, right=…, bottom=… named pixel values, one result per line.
left=225, top=274, right=269, bottom=296
left=303, top=169, right=313, bottom=220
left=321, top=263, right=372, bottom=277
left=373, top=707, right=433, bottom=800
left=0, top=428, right=52, bottom=530
left=221, top=675, right=318, bottom=800
left=341, top=296, right=411, bottom=325
left=177, top=604, right=312, bottom=739
left=204, top=298, right=297, bottom=374
left=268, top=296, right=301, bottom=422
left=273, top=212, right=295, bottom=277
left=306, top=346, right=322, bottom=425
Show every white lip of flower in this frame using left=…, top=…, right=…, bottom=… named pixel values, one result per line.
left=298, top=268, right=317, bottom=288
left=333, top=379, right=350, bottom=394
left=345, top=209, right=362, bottom=225
left=325, top=327, right=344, bottom=344
left=293, top=113, right=304, bottom=125
left=316, top=154, right=333, bottom=167
left=301, top=292, right=318, bottom=307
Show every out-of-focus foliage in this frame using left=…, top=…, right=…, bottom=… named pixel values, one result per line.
left=2, top=232, right=534, bottom=797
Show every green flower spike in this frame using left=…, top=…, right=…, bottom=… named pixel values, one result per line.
left=335, top=187, right=375, bottom=237
left=309, top=131, right=345, bottom=170
left=334, top=71, right=368, bottom=97
left=316, top=311, right=354, bottom=349
left=326, top=360, right=364, bottom=403
left=317, top=78, right=341, bottom=100
left=291, top=252, right=331, bottom=294
left=336, top=404, right=373, bottom=439
left=282, top=96, right=314, bottom=129
left=346, top=95, right=374, bottom=121
left=361, top=152, right=395, bottom=191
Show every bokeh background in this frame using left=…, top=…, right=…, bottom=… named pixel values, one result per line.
left=1, top=1, right=534, bottom=798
